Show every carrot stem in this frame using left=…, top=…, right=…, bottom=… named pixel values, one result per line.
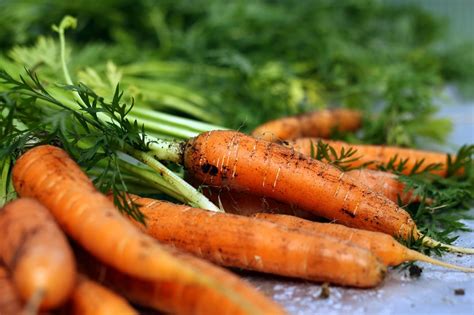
left=125, top=147, right=221, bottom=212
left=421, top=235, right=474, bottom=255
left=117, top=160, right=183, bottom=200
left=406, top=249, right=474, bottom=272
left=148, top=139, right=185, bottom=163
left=131, top=106, right=225, bottom=133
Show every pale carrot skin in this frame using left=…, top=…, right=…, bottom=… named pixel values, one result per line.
left=0, top=265, right=24, bottom=315
left=12, top=145, right=284, bottom=315
left=251, top=108, right=362, bottom=142
left=68, top=276, right=138, bottom=315
left=77, top=247, right=287, bottom=315
left=123, top=194, right=386, bottom=288
left=184, top=130, right=416, bottom=239
left=0, top=198, right=76, bottom=310
left=289, top=138, right=450, bottom=176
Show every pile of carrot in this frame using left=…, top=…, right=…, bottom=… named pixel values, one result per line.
left=1, top=145, right=286, bottom=315
left=0, top=108, right=472, bottom=314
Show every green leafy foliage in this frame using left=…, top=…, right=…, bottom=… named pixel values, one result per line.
left=387, top=145, right=474, bottom=255
left=0, top=69, right=148, bottom=223
left=0, top=0, right=472, bottom=144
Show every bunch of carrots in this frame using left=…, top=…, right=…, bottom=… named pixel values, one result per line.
left=1, top=18, right=473, bottom=313
left=1, top=107, right=473, bottom=314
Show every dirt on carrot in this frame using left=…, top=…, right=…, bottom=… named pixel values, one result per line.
left=184, top=130, right=415, bottom=238
left=12, top=145, right=285, bottom=315
left=182, top=130, right=472, bottom=254
left=121, top=194, right=387, bottom=288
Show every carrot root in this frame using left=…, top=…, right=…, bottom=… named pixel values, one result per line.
left=406, top=250, right=474, bottom=272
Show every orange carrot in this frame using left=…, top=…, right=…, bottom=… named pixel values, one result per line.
left=254, top=213, right=474, bottom=272
left=67, top=276, right=138, bottom=315
left=200, top=169, right=416, bottom=209
left=277, top=139, right=423, bottom=204
left=251, top=108, right=362, bottom=141
left=122, top=194, right=386, bottom=288
left=182, top=130, right=471, bottom=253
left=76, top=246, right=287, bottom=315
left=0, top=198, right=76, bottom=310
left=12, top=145, right=285, bottom=315
left=289, top=138, right=450, bottom=176
left=345, top=168, right=417, bottom=204
left=199, top=185, right=316, bottom=219
left=0, top=264, right=24, bottom=315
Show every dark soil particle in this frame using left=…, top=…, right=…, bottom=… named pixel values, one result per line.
left=201, top=163, right=219, bottom=176
left=454, top=288, right=465, bottom=296
left=319, top=282, right=330, bottom=299
left=341, top=208, right=356, bottom=218
left=408, top=265, right=422, bottom=278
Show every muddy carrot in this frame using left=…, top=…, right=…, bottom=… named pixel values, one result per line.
left=12, top=145, right=283, bottom=315
left=180, top=130, right=472, bottom=253
left=0, top=198, right=76, bottom=310
left=345, top=168, right=417, bottom=204
left=277, top=139, right=423, bottom=204
left=76, top=247, right=287, bottom=315
left=120, top=194, right=386, bottom=288
left=251, top=108, right=362, bottom=141
left=0, top=264, right=24, bottom=315
left=197, top=185, right=316, bottom=219
left=288, top=138, right=450, bottom=176
left=67, top=276, right=138, bottom=315
left=254, top=213, right=474, bottom=272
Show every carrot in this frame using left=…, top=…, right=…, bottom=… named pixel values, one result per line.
left=0, top=198, right=76, bottom=310
left=198, top=185, right=316, bottom=219
left=183, top=130, right=473, bottom=253
left=0, top=264, right=24, bottom=315
left=254, top=213, right=474, bottom=272
left=251, top=108, right=362, bottom=141
left=345, top=168, right=417, bottom=204
left=121, top=194, right=386, bottom=288
left=277, top=139, right=424, bottom=204
left=76, top=246, right=287, bottom=315
left=288, top=138, right=450, bottom=176
left=12, top=145, right=283, bottom=315
left=67, top=276, right=138, bottom=315
left=200, top=169, right=416, bottom=209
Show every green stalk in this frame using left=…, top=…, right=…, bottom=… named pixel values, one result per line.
left=125, top=147, right=221, bottom=212
left=130, top=107, right=225, bottom=133
left=148, top=139, right=185, bottom=164
left=51, top=17, right=221, bottom=212
left=133, top=114, right=199, bottom=139
left=0, top=156, right=15, bottom=207
left=117, top=161, right=184, bottom=200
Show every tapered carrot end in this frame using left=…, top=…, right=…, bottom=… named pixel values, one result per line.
left=407, top=249, right=474, bottom=272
